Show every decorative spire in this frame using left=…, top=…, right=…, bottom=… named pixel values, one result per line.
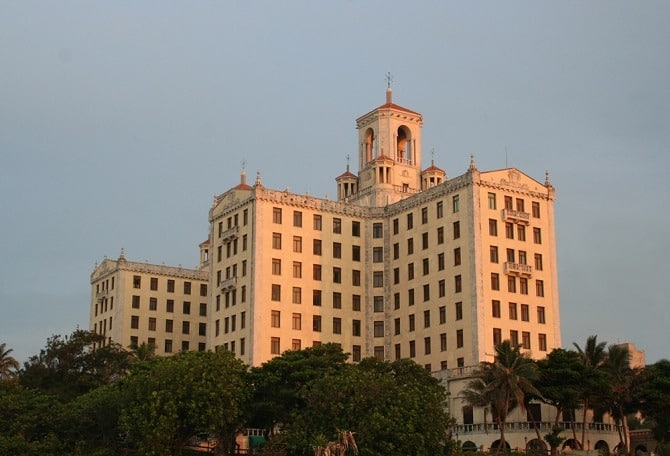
left=240, top=160, right=247, bottom=186
left=255, top=171, right=262, bottom=187
left=385, top=72, right=393, bottom=104
left=431, top=148, right=436, bottom=166
left=469, top=154, right=477, bottom=171
left=544, top=170, right=553, bottom=188
left=346, top=154, right=351, bottom=172
left=118, top=248, right=126, bottom=262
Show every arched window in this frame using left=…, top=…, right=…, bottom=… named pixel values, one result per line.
left=365, top=128, right=375, bottom=163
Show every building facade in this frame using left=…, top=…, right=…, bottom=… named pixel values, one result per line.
left=90, top=250, right=208, bottom=355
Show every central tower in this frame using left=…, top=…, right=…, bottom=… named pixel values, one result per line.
left=348, top=85, right=424, bottom=207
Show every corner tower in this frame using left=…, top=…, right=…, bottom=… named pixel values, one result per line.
left=350, top=84, right=424, bottom=207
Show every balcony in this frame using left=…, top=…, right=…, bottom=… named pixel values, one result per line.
left=454, top=421, right=622, bottom=436
left=504, top=262, right=533, bottom=277
left=96, top=288, right=108, bottom=300
left=220, top=226, right=239, bottom=243
left=502, top=208, right=530, bottom=225
left=220, top=276, right=237, bottom=291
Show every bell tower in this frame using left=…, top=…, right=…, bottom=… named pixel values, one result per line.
left=352, top=77, right=424, bottom=207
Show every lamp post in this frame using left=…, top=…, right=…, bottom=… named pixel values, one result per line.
left=524, top=436, right=528, bottom=453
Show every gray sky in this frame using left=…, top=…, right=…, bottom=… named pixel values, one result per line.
left=1, top=1, right=669, bottom=364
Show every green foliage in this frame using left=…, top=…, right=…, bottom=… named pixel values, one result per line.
left=120, top=350, right=250, bottom=455
left=544, top=426, right=566, bottom=456
left=19, top=329, right=133, bottom=401
left=0, top=342, right=20, bottom=381
left=535, top=349, right=584, bottom=423
left=634, top=359, right=670, bottom=443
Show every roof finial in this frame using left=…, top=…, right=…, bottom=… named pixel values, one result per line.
left=545, top=170, right=553, bottom=188
left=385, top=72, right=393, bottom=104
left=469, top=154, right=477, bottom=171
left=255, top=171, right=262, bottom=187
left=431, top=148, right=436, bottom=166
left=240, top=160, right=247, bottom=186
left=346, top=154, right=351, bottom=172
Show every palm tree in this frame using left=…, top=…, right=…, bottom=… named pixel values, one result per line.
left=572, top=335, right=607, bottom=449
left=463, top=341, right=541, bottom=454
left=0, top=342, right=20, bottom=381
left=604, top=344, right=636, bottom=453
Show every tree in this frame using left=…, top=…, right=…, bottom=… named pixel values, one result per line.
left=634, top=359, right=670, bottom=443
left=603, top=344, right=638, bottom=453
left=535, top=348, right=583, bottom=426
left=120, top=350, right=250, bottom=455
left=572, top=335, right=608, bottom=449
left=20, top=329, right=133, bottom=401
left=284, top=357, right=451, bottom=456
left=463, top=341, right=541, bottom=455
left=0, top=342, right=20, bottom=381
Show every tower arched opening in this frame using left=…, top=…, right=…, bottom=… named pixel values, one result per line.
left=396, top=126, right=412, bottom=164
left=364, top=128, right=375, bottom=163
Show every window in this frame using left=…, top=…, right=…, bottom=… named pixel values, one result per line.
left=313, top=264, right=321, bottom=281
left=516, top=198, right=525, bottom=212
left=408, top=263, right=414, bottom=280
left=293, top=210, right=302, bottom=227
left=537, top=306, right=546, bottom=324
left=437, top=227, right=444, bottom=244
left=130, top=336, right=138, bottom=349
left=373, top=271, right=383, bottom=287
left=490, top=246, right=499, bottom=263
left=272, top=232, right=282, bottom=249
left=534, top=253, right=543, bottom=271
left=455, top=302, right=463, bottom=320
left=438, top=253, right=445, bottom=271
left=409, top=340, right=416, bottom=358
left=352, top=294, right=361, bottom=311
left=200, top=284, right=208, bottom=297
left=333, top=292, right=342, bottom=309
left=271, top=337, right=280, bottom=354
left=373, top=247, right=383, bottom=263
left=167, top=279, right=175, bottom=293
left=393, top=243, right=400, bottom=260
left=519, top=250, right=527, bottom=265
left=271, top=310, right=281, bottom=328
left=373, top=222, right=383, bottom=238
left=333, top=218, right=341, bottom=234
left=333, top=267, right=341, bottom=283
left=333, top=317, right=342, bottom=334
left=455, top=275, right=462, bottom=293
left=407, top=238, right=414, bottom=255
left=313, top=214, right=322, bottom=230
left=393, top=268, right=400, bottom=284
left=491, top=273, right=500, bottom=290
left=521, top=304, right=529, bottom=321
left=518, top=225, right=526, bottom=241
left=293, top=236, right=302, bottom=253
left=312, top=290, right=322, bottom=306
left=423, top=258, right=429, bottom=275
left=148, top=317, right=156, bottom=331
left=352, top=320, right=361, bottom=336
left=352, top=270, right=361, bottom=286
left=393, top=218, right=399, bottom=235
left=291, top=313, right=302, bottom=330
left=374, top=321, right=384, bottom=337
left=439, top=306, right=446, bottom=324
left=167, top=299, right=174, bottom=313
left=440, top=333, right=447, bottom=351
left=331, top=242, right=342, bottom=259
left=271, top=284, right=281, bottom=301
left=273, top=207, right=282, bottom=224
left=489, top=219, right=498, bottom=236
left=457, top=357, right=464, bottom=368
left=131, top=315, right=139, bottom=329
left=493, top=328, right=502, bottom=346
left=507, top=248, right=515, bottom=263
left=409, top=314, right=415, bottom=331
left=456, top=329, right=464, bottom=348
left=293, top=262, right=302, bottom=278
left=505, top=222, right=514, bottom=239
left=352, top=221, right=360, bottom=237
left=393, top=292, right=400, bottom=309
left=420, top=207, right=429, bottom=224
left=510, top=330, right=519, bottom=347
left=149, top=297, right=157, bottom=311
left=452, top=194, right=460, bottom=212
left=150, top=277, right=158, bottom=290
left=492, top=300, right=501, bottom=318
left=374, top=296, right=384, bottom=312
left=199, top=323, right=206, bottom=336
left=133, top=275, right=141, bottom=289
left=292, top=287, right=302, bottom=304
left=504, top=195, right=513, bottom=209
left=165, top=319, right=174, bottom=333
left=424, top=309, right=431, bottom=328
left=539, top=333, right=547, bottom=351
left=536, top=280, right=545, bottom=297
left=508, top=276, right=517, bottom=293
left=424, top=337, right=432, bottom=355
left=132, top=295, right=140, bottom=309
left=182, top=321, right=190, bottom=334
left=313, top=239, right=322, bottom=255
left=394, top=318, right=400, bottom=335
left=520, top=278, right=529, bottom=295
left=292, top=339, right=301, bottom=350
left=453, top=221, right=460, bottom=239
left=488, top=192, right=497, bottom=209
left=437, top=201, right=444, bottom=219
left=183, top=301, right=191, bottom=314
left=352, top=345, right=362, bottom=362
left=272, top=258, right=281, bottom=275
left=313, top=316, right=322, bottom=332
left=423, top=284, right=430, bottom=301
left=532, top=201, right=541, bottom=218
left=422, top=232, right=429, bottom=249
left=407, top=213, right=413, bottom=229
left=374, top=346, right=384, bottom=360
left=454, top=247, right=461, bottom=266
left=522, top=331, right=531, bottom=349
left=165, top=339, right=173, bottom=353
left=533, top=227, right=542, bottom=244
left=509, top=302, right=518, bottom=320
left=184, top=281, right=191, bottom=295
left=408, top=288, right=415, bottom=306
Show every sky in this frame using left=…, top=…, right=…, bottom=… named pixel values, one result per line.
left=1, top=1, right=669, bottom=364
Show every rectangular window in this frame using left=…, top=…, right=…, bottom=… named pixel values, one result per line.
left=333, top=218, right=341, bottom=234
left=291, top=313, right=302, bottom=331
left=271, top=284, right=281, bottom=301
left=374, top=346, right=384, bottom=360
left=518, top=224, right=526, bottom=241
left=183, top=301, right=191, bottom=314
left=509, top=302, right=518, bottom=320
left=165, top=339, right=172, bottom=353
left=423, top=284, right=430, bottom=301
left=148, top=317, right=156, bottom=331
left=370, top=271, right=382, bottom=288
left=510, top=330, right=519, bottom=347
left=438, top=253, right=445, bottom=271
left=292, top=287, right=302, bottom=304
left=271, top=310, right=281, bottom=328
left=424, top=309, right=431, bottom=328
left=489, top=219, right=498, bottom=236
left=293, top=236, right=302, bottom=253
left=373, top=222, right=383, bottom=238
left=374, top=321, right=384, bottom=337
left=407, top=213, right=413, bottom=229
left=133, top=275, right=141, bottom=289
left=537, top=306, right=546, bottom=324
left=491, top=273, right=500, bottom=290
left=199, top=323, right=206, bottom=336
left=504, top=195, right=513, bottom=209
left=333, top=292, right=342, bottom=309
left=536, top=280, right=545, bottom=297
left=271, top=337, right=280, bottom=354
left=352, top=221, right=360, bottom=237
left=374, top=296, right=384, bottom=312
left=532, top=201, right=541, bottom=218
left=533, top=227, right=542, bottom=244
left=333, top=317, right=342, bottom=334
left=488, top=192, right=497, bottom=209
left=393, top=218, right=399, bottom=235
left=352, top=294, right=361, bottom=311
left=534, top=253, right=543, bottom=271
left=521, top=303, right=530, bottom=321
left=424, top=337, right=431, bottom=355
left=408, top=288, right=415, bottom=306
left=407, top=237, right=414, bottom=255
left=422, top=232, right=429, bottom=249
left=313, top=239, right=322, bottom=255
left=454, top=247, right=461, bottom=266
left=272, top=232, right=281, bottom=249
left=493, top=328, right=502, bottom=346
left=393, top=267, right=400, bottom=284
left=437, top=201, right=444, bottom=219
left=490, top=246, right=499, bottom=263
left=149, top=297, right=157, bottom=311
left=272, top=258, right=281, bottom=275
left=167, top=279, right=175, bottom=293
left=332, top=242, right=342, bottom=259
left=423, top=258, right=429, bottom=275
left=439, top=306, right=446, bottom=324
left=507, top=248, right=516, bottom=263
left=492, top=300, right=501, bottom=318
left=453, top=221, right=460, bottom=239
left=421, top=207, right=428, bottom=224
left=408, top=263, right=414, bottom=280
left=293, top=261, right=302, bottom=279
left=312, top=290, right=322, bottom=306
left=394, top=292, right=400, bottom=310
left=182, top=321, right=190, bottom=334
left=132, top=295, right=140, bottom=309
left=456, top=329, right=464, bottom=348
left=333, top=267, right=342, bottom=284
left=313, top=264, right=322, bottom=281
left=292, top=339, right=301, bottom=350
left=150, top=277, right=158, bottom=291
left=409, top=314, right=415, bottom=331
left=455, top=275, right=462, bottom=293
left=352, top=270, right=361, bottom=286
left=394, top=318, right=400, bottom=335
left=293, top=210, right=302, bottom=227
left=313, top=315, right=322, bottom=332
left=505, top=222, right=514, bottom=239
left=539, top=333, right=547, bottom=351
left=165, top=319, right=173, bottom=333
left=184, top=281, right=191, bottom=295
left=437, top=227, right=444, bottom=244
left=313, top=214, right=322, bottom=230
left=508, top=276, right=517, bottom=293
left=455, top=302, right=463, bottom=320
left=522, top=331, right=531, bottom=349
left=409, top=340, right=416, bottom=358
left=273, top=207, right=282, bottom=224
left=452, top=194, right=460, bottom=213
left=516, top=198, right=525, bottom=212
left=373, top=247, right=383, bottom=263
left=519, top=250, right=527, bottom=265
left=440, top=333, right=447, bottom=351
left=200, top=284, right=208, bottom=297
left=352, top=319, right=361, bottom=336
left=393, top=242, right=400, bottom=260
left=352, top=345, right=361, bottom=362
left=520, top=277, right=529, bottom=295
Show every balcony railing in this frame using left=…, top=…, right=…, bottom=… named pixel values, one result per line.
left=504, top=262, right=533, bottom=277
left=220, top=276, right=237, bottom=291
left=502, top=208, right=531, bottom=225
left=96, top=289, right=108, bottom=299
left=454, top=421, right=622, bottom=436
left=220, top=226, right=239, bottom=243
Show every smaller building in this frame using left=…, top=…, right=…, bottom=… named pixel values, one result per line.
left=90, top=250, right=208, bottom=355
